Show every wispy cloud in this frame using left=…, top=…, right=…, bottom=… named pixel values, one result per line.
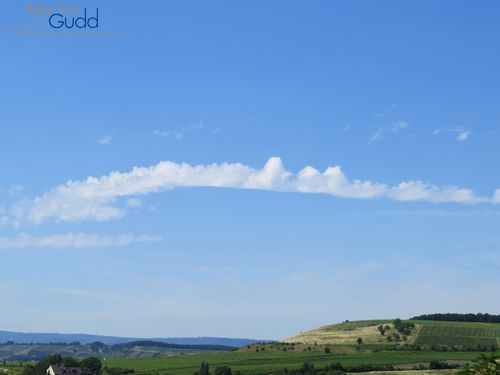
left=340, top=124, right=351, bottom=133
left=433, top=127, right=471, bottom=141
left=97, top=135, right=112, bottom=145
left=8, top=184, right=24, bottom=196
left=125, top=198, right=142, bottom=208
left=493, top=189, right=500, bottom=204
left=373, top=103, right=398, bottom=118
left=153, top=122, right=218, bottom=140
left=370, top=121, right=409, bottom=142
left=0, top=233, right=162, bottom=249
left=6, top=157, right=497, bottom=225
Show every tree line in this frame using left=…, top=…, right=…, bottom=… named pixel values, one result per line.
left=411, top=313, right=500, bottom=323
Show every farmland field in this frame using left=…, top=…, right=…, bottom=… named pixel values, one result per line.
left=414, top=324, right=500, bottom=348
left=0, top=362, right=28, bottom=375
left=104, top=350, right=482, bottom=375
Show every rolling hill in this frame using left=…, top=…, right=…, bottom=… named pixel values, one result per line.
left=0, top=331, right=267, bottom=361
left=284, top=319, right=500, bottom=350
left=0, top=330, right=261, bottom=347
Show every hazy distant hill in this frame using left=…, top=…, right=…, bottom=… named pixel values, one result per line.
left=0, top=330, right=263, bottom=347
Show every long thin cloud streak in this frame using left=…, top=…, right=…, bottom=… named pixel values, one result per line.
left=9, top=157, right=495, bottom=225
left=0, top=233, right=162, bottom=249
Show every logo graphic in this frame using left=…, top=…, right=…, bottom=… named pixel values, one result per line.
left=49, top=8, right=98, bottom=29
left=26, top=2, right=99, bottom=29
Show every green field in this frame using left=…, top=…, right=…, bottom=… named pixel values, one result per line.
left=0, top=362, right=30, bottom=375
left=414, top=324, right=500, bottom=348
left=103, top=350, right=482, bottom=375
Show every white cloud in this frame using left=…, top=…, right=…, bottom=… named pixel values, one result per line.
left=373, top=103, right=398, bottom=118
left=493, top=189, right=500, bottom=204
left=390, top=181, right=487, bottom=204
left=433, top=127, right=471, bottom=141
left=7, top=157, right=496, bottom=225
left=153, top=122, right=205, bottom=140
left=370, top=121, right=409, bottom=142
left=153, top=130, right=170, bottom=138
left=0, top=233, right=162, bottom=249
left=456, top=130, right=470, bottom=141
left=97, top=135, right=112, bottom=145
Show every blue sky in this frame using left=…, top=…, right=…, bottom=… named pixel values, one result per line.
left=1, top=1, right=500, bottom=340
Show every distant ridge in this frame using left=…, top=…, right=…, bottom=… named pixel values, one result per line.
left=0, top=330, right=264, bottom=347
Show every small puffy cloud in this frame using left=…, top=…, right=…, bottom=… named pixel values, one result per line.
left=433, top=127, right=471, bottom=141
left=456, top=130, right=470, bottom=141
left=370, top=121, right=409, bottom=142
left=296, top=165, right=387, bottom=199
left=0, top=233, right=162, bottom=249
left=97, top=135, right=112, bottom=145
left=7, top=156, right=496, bottom=226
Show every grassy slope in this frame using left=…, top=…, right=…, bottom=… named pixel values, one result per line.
left=284, top=320, right=500, bottom=347
left=283, top=320, right=397, bottom=345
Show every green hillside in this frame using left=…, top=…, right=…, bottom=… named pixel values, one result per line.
left=412, top=321, right=500, bottom=349
left=285, top=319, right=500, bottom=350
